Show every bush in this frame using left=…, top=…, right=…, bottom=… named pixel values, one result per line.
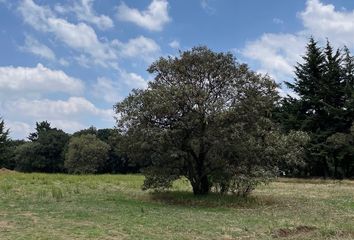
left=65, top=134, right=110, bottom=174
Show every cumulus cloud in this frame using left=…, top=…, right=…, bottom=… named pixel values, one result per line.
left=18, top=0, right=117, bottom=68
left=4, top=97, right=113, bottom=120
left=0, top=63, right=84, bottom=95
left=20, top=35, right=56, bottom=61
left=18, top=0, right=54, bottom=32
left=92, top=71, right=148, bottom=103
left=242, top=33, right=306, bottom=82
left=241, top=0, right=354, bottom=83
left=92, top=77, right=121, bottom=103
left=5, top=121, right=32, bottom=140
left=47, top=18, right=117, bottom=67
left=120, top=71, right=149, bottom=90
left=115, top=36, right=160, bottom=62
left=2, top=97, right=114, bottom=139
left=116, top=0, right=170, bottom=31
left=55, top=0, right=114, bottom=30
left=300, top=0, right=354, bottom=46
left=18, top=0, right=162, bottom=68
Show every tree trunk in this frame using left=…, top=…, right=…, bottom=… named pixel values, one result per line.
left=192, top=175, right=210, bottom=195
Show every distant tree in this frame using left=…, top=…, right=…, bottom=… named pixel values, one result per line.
left=28, top=121, right=51, bottom=141
left=0, top=118, right=10, bottom=168
left=14, top=121, right=69, bottom=172
left=71, top=127, right=138, bottom=173
left=65, top=134, right=110, bottom=174
left=2, top=140, right=25, bottom=170
left=104, top=130, right=140, bottom=173
left=115, top=47, right=308, bottom=195
left=72, top=126, right=97, bottom=138
left=14, top=142, right=45, bottom=172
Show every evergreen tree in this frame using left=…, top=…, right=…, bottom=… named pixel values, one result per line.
left=280, top=38, right=354, bottom=178
left=15, top=121, right=69, bottom=172
left=342, top=46, right=354, bottom=123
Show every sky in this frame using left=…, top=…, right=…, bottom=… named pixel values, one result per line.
left=1, top=0, right=354, bottom=139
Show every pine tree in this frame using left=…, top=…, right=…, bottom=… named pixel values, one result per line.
left=280, top=38, right=353, bottom=178
left=283, top=38, right=327, bottom=176
left=342, top=46, right=354, bottom=123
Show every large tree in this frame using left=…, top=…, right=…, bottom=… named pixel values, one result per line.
left=115, top=47, right=307, bottom=195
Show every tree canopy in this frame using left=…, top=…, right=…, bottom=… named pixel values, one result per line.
left=115, top=47, right=308, bottom=195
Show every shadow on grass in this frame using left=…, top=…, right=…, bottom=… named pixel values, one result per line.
left=148, top=191, right=278, bottom=209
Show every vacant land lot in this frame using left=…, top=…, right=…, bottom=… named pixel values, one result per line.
left=0, top=171, right=353, bottom=240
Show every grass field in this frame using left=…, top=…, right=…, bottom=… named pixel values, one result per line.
left=0, top=171, right=353, bottom=240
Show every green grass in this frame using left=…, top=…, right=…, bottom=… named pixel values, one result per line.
left=0, top=172, right=353, bottom=239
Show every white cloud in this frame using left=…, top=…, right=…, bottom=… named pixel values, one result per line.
left=50, top=120, right=86, bottom=133
left=4, top=97, right=113, bottom=120
left=55, top=0, right=114, bottom=30
left=20, top=35, right=56, bottom=61
left=115, top=36, right=160, bottom=62
left=18, top=0, right=54, bottom=32
left=169, top=40, right=180, bottom=49
left=242, top=33, right=306, bottom=82
left=92, top=71, right=148, bottom=103
left=92, top=77, right=121, bottom=103
left=5, top=121, right=32, bottom=140
left=18, top=0, right=163, bottom=68
left=120, top=71, right=149, bottom=90
left=48, top=18, right=117, bottom=66
left=116, top=0, right=170, bottom=31
left=241, top=0, right=354, bottom=83
left=2, top=97, right=114, bottom=138
left=300, top=0, right=354, bottom=46
left=18, top=0, right=118, bottom=68
left=0, top=63, right=84, bottom=95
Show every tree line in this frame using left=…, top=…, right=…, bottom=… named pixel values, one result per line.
left=0, top=121, right=139, bottom=174
left=0, top=38, right=353, bottom=195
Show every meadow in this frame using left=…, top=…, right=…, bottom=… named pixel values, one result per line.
left=0, top=170, right=353, bottom=240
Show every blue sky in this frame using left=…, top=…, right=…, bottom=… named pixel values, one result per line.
left=1, top=0, right=354, bottom=139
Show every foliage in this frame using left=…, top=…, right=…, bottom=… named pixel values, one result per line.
left=14, top=142, right=45, bottom=172
left=2, top=140, right=25, bottom=170
left=13, top=121, right=69, bottom=172
left=72, top=127, right=139, bottom=173
left=115, top=47, right=308, bottom=195
left=64, top=134, right=110, bottom=174
left=278, top=38, right=354, bottom=178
